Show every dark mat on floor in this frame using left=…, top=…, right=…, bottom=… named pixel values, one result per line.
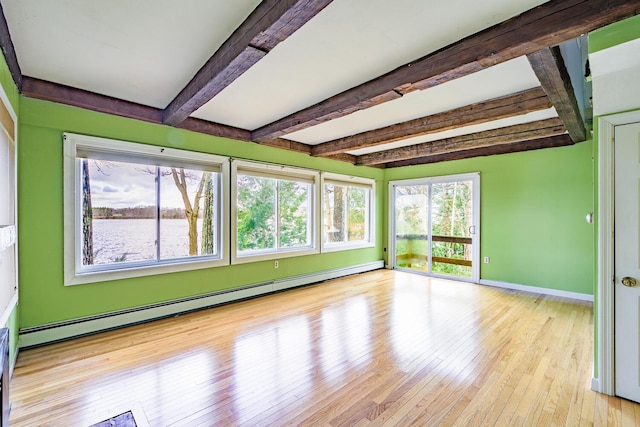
left=89, top=410, right=137, bottom=427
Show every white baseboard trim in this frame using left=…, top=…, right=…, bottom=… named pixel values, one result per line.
left=19, top=261, right=384, bottom=348
left=591, top=377, right=601, bottom=393
left=273, top=261, right=384, bottom=291
left=479, top=279, right=594, bottom=302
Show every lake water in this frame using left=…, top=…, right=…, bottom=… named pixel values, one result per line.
left=92, top=218, right=206, bottom=264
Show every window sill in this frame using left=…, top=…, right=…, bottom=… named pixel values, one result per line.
left=64, top=257, right=229, bottom=286
left=231, top=247, right=320, bottom=265
left=321, top=242, right=375, bottom=253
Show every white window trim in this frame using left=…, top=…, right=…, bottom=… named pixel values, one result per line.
left=0, top=84, right=17, bottom=327
left=320, top=172, right=376, bottom=253
left=63, top=133, right=230, bottom=285
left=231, top=159, right=320, bottom=264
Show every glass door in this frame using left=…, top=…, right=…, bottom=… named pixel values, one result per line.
left=391, top=173, right=479, bottom=282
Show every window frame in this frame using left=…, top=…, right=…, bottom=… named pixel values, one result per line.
left=320, top=172, right=376, bottom=253
left=63, top=132, right=230, bottom=285
left=231, top=159, right=320, bottom=264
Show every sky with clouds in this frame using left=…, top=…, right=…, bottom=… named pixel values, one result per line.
left=88, top=161, right=205, bottom=209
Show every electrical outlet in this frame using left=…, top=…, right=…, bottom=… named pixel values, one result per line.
left=274, top=260, right=279, bottom=269
left=484, top=256, right=490, bottom=264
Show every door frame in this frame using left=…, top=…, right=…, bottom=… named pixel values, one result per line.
left=596, top=110, right=640, bottom=395
left=388, top=172, right=480, bottom=283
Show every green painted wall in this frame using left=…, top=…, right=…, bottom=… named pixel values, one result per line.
left=7, top=307, right=17, bottom=370
left=589, top=14, right=640, bottom=54
left=17, top=94, right=596, bottom=330
left=384, top=141, right=595, bottom=295
left=17, top=97, right=385, bottom=328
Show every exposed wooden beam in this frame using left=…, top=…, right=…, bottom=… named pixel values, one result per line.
left=311, top=87, right=551, bottom=157
left=383, top=134, right=575, bottom=168
left=356, top=118, right=566, bottom=166
left=252, top=0, right=640, bottom=142
left=251, top=139, right=365, bottom=165
left=22, top=77, right=162, bottom=123
left=0, top=1, right=21, bottom=89
left=163, top=0, right=333, bottom=126
left=22, top=77, right=251, bottom=142
left=177, top=118, right=251, bottom=142
left=326, top=153, right=357, bottom=164
left=527, top=46, right=587, bottom=142
left=258, top=138, right=312, bottom=154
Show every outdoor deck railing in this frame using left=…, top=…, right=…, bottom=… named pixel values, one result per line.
left=395, top=234, right=472, bottom=268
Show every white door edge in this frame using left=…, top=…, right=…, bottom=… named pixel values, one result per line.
left=596, top=110, right=640, bottom=395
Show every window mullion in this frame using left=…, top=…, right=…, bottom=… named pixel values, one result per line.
left=343, top=188, right=349, bottom=243
left=155, top=167, right=161, bottom=261
left=275, top=180, right=280, bottom=250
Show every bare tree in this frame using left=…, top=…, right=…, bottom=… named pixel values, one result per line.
left=170, top=168, right=206, bottom=256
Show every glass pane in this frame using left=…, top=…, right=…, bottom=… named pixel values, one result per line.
left=159, top=167, right=218, bottom=259
left=278, top=179, right=311, bottom=248
left=237, top=175, right=276, bottom=252
left=395, top=185, right=429, bottom=272
left=347, top=187, right=367, bottom=242
left=430, top=180, right=473, bottom=278
left=323, top=184, right=369, bottom=244
left=323, top=183, right=346, bottom=243
left=82, top=159, right=157, bottom=266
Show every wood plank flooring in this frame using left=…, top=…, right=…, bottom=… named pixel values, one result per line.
left=8, top=270, right=639, bottom=426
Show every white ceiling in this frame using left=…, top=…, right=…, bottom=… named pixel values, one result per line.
left=191, top=0, right=549, bottom=130
left=285, top=56, right=544, bottom=146
left=3, top=0, right=262, bottom=108
left=1, top=0, right=577, bottom=162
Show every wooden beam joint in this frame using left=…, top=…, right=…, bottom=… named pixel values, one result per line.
left=527, top=46, right=587, bottom=143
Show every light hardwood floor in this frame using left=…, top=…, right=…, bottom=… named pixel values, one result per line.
left=9, top=270, right=640, bottom=426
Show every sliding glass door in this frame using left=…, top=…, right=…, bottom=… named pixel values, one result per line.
left=390, top=173, right=479, bottom=282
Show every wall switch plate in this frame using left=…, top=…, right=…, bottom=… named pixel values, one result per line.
left=484, top=256, right=490, bottom=264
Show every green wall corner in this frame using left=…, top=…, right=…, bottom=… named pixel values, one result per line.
left=385, top=141, right=595, bottom=295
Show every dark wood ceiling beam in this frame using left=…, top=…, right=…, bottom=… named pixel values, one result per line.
left=252, top=140, right=366, bottom=164
left=163, top=0, right=333, bottom=126
left=176, top=117, right=251, bottom=142
left=356, top=118, right=566, bottom=166
left=325, top=152, right=357, bottom=164
left=527, top=46, right=587, bottom=143
left=0, top=1, right=21, bottom=90
left=258, top=138, right=312, bottom=154
left=383, top=134, right=574, bottom=168
left=22, top=77, right=162, bottom=123
left=252, top=0, right=640, bottom=142
left=22, top=77, right=251, bottom=141
left=311, top=87, right=551, bottom=157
